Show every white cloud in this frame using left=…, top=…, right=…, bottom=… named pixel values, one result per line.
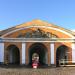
left=71, top=30, right=75, bottom=32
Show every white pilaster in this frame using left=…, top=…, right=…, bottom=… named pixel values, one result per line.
left=72, top=43, right=75, bottom=63
left=0, top=43, right=4, bottom=63
left=22, top=42, right=26, bottom=64
left=50, top=43, right=54, bottom=64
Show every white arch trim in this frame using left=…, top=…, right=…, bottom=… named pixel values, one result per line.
left=1, top=26, right=74, bottom=38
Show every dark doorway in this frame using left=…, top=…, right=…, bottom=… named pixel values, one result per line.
left=7, top=45, right=20, bottom=64
left=56, top=45, right=68, bottom=67
left=29, top=43, right=47, bottom=66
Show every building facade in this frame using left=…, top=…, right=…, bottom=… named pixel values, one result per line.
left=0, top=20, right=75, bottom=67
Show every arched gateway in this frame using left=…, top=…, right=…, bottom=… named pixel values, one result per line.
left=29, top=43, right=47, bottom=66
left=6, top=45, right=20, bottom=64
left=56, top=45, right=68, bottom=67
left=0, top=20, right=75, bottom=67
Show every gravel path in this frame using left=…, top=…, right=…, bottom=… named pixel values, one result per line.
left=0, top=67, right=75, bottom=75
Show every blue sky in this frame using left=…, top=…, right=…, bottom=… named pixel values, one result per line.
left=0, top=0, right=75, bottom=30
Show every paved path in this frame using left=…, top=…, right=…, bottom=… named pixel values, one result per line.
left=0, top=67, right=75, bottom=75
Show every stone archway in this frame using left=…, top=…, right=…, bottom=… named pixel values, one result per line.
left=56, top=45, right=68, bottom=67
left=28, top=43, right=48, bottom=66
left=6, top=45, right=20, bottom=64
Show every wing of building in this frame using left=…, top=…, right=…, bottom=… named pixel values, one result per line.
left=0, top=19, right=75, bottom=67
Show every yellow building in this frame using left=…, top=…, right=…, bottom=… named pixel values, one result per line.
left=0, top=20, right=75, bottom=67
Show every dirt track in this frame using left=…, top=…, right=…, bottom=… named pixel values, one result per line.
left=0, top=67, right=75, bottom=75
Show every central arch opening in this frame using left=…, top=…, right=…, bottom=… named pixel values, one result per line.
left=29, top=43, right=47, bottom=67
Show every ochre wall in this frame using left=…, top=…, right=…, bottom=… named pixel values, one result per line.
left=3, top=28, right=72, bottom=38
left=4, top=42, right=72, bottom=66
